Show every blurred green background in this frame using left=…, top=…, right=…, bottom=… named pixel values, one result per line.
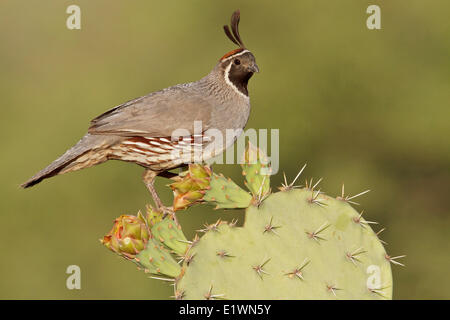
left=1, top=0, right=449, bottom=299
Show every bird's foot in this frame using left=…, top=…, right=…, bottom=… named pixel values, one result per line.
left=159, top=205, right=179, bottom=226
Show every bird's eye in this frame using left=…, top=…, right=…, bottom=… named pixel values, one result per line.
left=234, top=59, right=241, bottom=65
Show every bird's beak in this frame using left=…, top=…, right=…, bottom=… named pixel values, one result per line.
left=248, top=63, right=260, bottom=73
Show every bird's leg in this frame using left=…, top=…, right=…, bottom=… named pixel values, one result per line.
left=142, top=169, right=179, bottom=225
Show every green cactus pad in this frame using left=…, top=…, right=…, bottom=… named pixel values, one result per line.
left=203, top=174, right=252, bottom=209
left=176, top=189, right=393, bottom=299
left=241, top=142, right=271, bottom=198
left=136, top=238, right=181, bottom=278
left=150, top=218, right=189, bottom=256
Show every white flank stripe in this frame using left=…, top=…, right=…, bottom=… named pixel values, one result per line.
left=130, top=148, right=148, bottom=154
left=159, top=144, right=174, bottom=150
left=134, top=142, right=152, bottom=149
left=153, top=147, right=169, bottom=154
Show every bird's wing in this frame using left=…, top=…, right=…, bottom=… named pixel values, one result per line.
left=88, top=85, right=213, bottom=137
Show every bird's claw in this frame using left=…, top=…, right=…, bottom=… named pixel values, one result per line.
left=160, top=206, right=179, bottom=226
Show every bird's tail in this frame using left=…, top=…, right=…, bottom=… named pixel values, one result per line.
left=21, top=134, right=111, bottom=188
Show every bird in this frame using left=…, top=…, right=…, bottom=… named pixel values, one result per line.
left=21, top=10, right=259, bottom=223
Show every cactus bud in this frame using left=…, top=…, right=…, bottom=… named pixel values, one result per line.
left=170, top=164, right=213, bottom=211
left=101, top=214, right=150, bottom=259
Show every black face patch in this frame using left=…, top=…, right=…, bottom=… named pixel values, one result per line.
left=222, top=51, right=257, bottom=96
left=228, top=62, right=253, bottom=96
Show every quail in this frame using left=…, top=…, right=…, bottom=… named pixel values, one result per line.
left=21, top=10, right=259, bottom=222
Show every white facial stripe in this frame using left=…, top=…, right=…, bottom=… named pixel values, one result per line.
left=221, top=49, right=250, bottom=62
left=224, top=61, right=249, bottom=100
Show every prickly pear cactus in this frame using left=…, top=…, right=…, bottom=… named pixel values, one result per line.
left=102, top=144, right=403, bottom=299
left=175, top=189, right=392, bottom=299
